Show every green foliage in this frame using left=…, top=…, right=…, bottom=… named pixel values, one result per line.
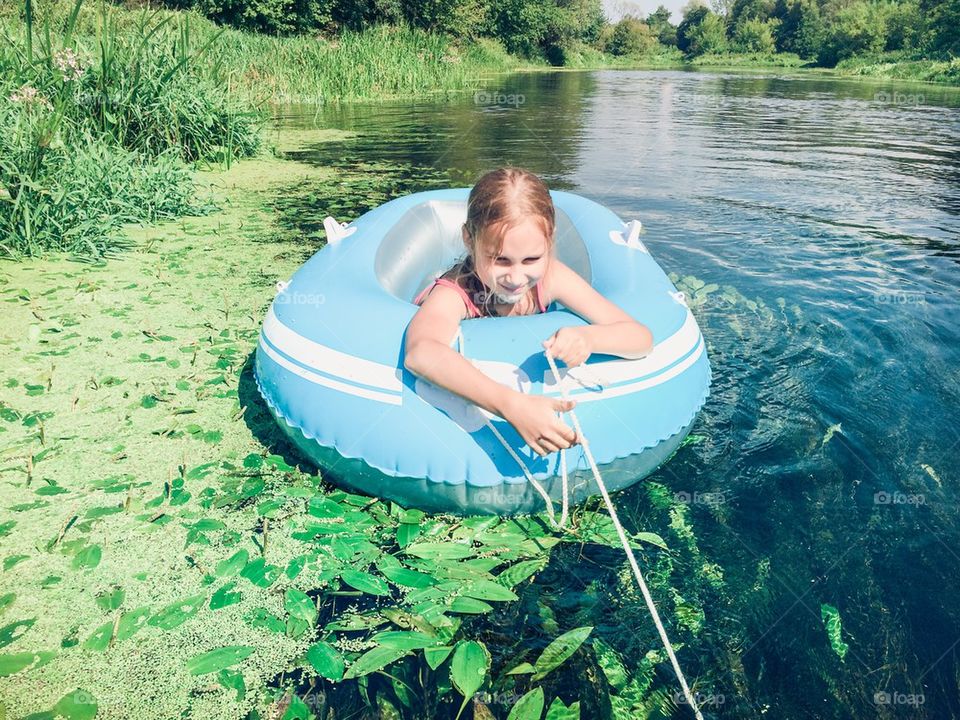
left=605, top=17, right=657, bottom=56
left=685, top=11, right=729, bottom=55
left=193, top=0, right=333, bottom=35
left=818, top=1, right=888, bottom=66
left=402, top=0, right=487, bottom=36
left=882, top=0, right=924, bottom=51
left=730, top=0, right=775, bottom=28
left=646, top=5, right=677, bottom=46
left=0, top=0, right=259, bottom=259
left=733, top=17, right=778, bottom=53
left=676, top=4, right=710, bottom=53
left=920, top=0, right=960, bottom=55
left=773, top=0, right=824, bottom=58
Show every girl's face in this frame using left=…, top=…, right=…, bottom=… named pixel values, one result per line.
left=468, top=218, right=552, bottom=305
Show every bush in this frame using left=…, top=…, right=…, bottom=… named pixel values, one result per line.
left=920, top=0, right=960, bottom=55
left=0, top=1, right=257, bottom=258
left=882, top=0, right=924, bottom=51
left=818, top=0, right=887, bottom=66
left=773, top=0, right=824, bottom=58
left=0, top=103, right=204, bottom=257
left=192, top=0, right=333, bottom=34
left=606, top=17, right=658, bottom=56
left=685, top=11, right=728, bottom=55
left=677, top=4, right=710, bottom=53
left=646, top=5, right=677, bottom=46
left=733, top=17, right=778, bottom=53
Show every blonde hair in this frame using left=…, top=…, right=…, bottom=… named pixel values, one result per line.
left=463, top=167, right=556, bottom=256
left=442, top=168, right=555, bottom=317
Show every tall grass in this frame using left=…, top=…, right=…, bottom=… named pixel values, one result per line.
left=2, top=2, right=526, bottom=105
left=0, top=0, right=262, bottom=259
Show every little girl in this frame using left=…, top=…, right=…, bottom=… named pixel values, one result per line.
left=404, top=167, right=653, bottom=458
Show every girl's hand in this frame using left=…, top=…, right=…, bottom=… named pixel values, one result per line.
left=501, top=392, right=578, bottom=458
left=543, top=327, right=593, bottom=368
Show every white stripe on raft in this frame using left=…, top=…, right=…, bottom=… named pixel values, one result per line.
left=261, top=305, right=703, bottom=406
left=262, top=306, right=402, bottom=392
left=542, top=310, right=701, bottom=388
left=541, top=334, right=706, bottom=403
left=259, top=339, right=402, bottom=405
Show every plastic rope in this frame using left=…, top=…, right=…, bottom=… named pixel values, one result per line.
left=454, top=327, right=703, bottom=719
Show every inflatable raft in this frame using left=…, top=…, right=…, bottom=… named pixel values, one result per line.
left=254, top=189, right=710, bottom=515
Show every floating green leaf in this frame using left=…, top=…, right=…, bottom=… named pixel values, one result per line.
left=95, top=586, right=125, bottom=612
left=424, top=645, right=453, bottom=670
left=450, top=640, right=490, bottom=720
left=215, top=549, right=249, bottom=578
left=0, top=618, right=34, bottom=649
left=82, top=621, right=113, bottom=652
left=0, top=593, right=14, bottom=615
left=306, top=641, right=345, bottom=681
left=239, top=558, right=280, bottom=588
left=218, top=668, right=246, bottom=701
left=378, top=564, right=436, bottom=589
left=507, top=687, right=544, bottom=720
left=186, top=645, right=255, bottom=675
left=210, top=582, right=242, bottom=610
left=52, top=688, right=98, bottom=720
left=3, top=555, right=29, bottom=572
left=343, top=645, right=410, bottom=679
left=370, top=631, right=437, bottom=651
left=0, top=651, right=37, bottom=676
left=340, top=569, right=390, bottom=596
left=148, top=594, right=205, bottom=630
left=405, top=543, right=474, bottom=560
left=545, top=698, right=580, bottom=720
left=449, top=597, right=493, bottom=614
left=533, top=626, right=593, bottom=681
left=284, top=588, right=317, bottom=624
left=460, top=579, right=518, bottom=602
left=115, top=607, right=152, bottom=642
left=71, top=545, right=101, bottom=570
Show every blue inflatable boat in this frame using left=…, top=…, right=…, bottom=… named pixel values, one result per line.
left=254, top=189, right=710, bottom=515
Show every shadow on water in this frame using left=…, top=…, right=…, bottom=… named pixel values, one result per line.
left=259, top=69, right=960, bottom=718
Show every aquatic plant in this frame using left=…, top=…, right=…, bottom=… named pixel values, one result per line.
left=0, top=0, right=261, bottom=259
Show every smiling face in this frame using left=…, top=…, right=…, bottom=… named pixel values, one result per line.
left=466, top=217, right=552, bottom=305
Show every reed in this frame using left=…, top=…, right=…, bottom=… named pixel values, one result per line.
left=0, top=0, right=261, bottom=259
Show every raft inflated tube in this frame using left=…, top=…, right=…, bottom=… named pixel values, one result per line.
left=254, top=189, right=711, bottom=515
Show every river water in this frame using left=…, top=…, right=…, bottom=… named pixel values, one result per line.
left=273, top=69, right=960, bottom=719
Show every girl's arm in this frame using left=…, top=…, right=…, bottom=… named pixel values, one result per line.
left=404, top=285, right=578, bottom=456
left=543, top=260, right=653, bottom=365
left=404, top=285, right=513, bottom=417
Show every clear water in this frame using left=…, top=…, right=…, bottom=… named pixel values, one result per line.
left=273, top=70, right=960, bottom=718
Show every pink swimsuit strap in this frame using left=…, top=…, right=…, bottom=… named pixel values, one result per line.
left=414, top=277, right=548, bottom=318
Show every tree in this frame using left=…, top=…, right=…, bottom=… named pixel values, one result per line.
left=882, top=0, right=924, bottom=51
left=677, top=3, right=710, bottom=52
left=773, top=0, right=824, bottom=58
left=607, top=16, right=658, bottom=55
left=818, top=0, right=887, bottom=66
left=919, top=0, right=959, bottom=54
left=733, top=16, right=778, bottom=52
left=403, top=0, right=488, bottom=36
left=686, top=11, right=728, bottom=53
left=646, top=5, right=678, bottom=45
